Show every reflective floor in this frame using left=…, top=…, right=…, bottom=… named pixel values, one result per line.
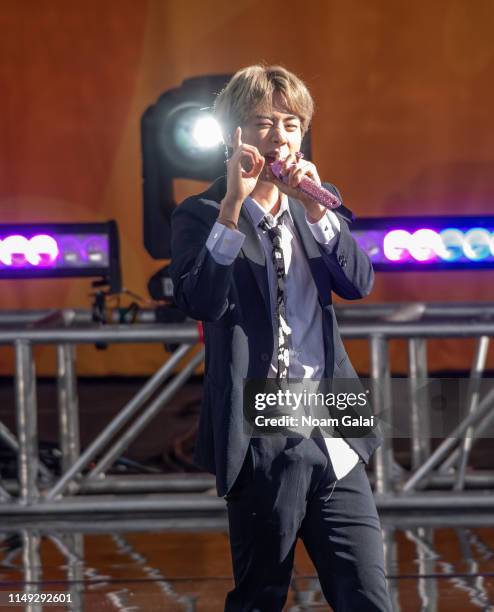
left=0, top=516, right=493, bottom=611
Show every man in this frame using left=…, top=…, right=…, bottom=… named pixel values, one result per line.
left=170, top=65, right=392, bottom=611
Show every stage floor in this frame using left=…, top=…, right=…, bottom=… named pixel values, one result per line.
left=0, top=516, right=493, bottom=611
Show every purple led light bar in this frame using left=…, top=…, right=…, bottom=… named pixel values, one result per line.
left=0, top=221, right=121, bottom=290
left=0, top=233, right=109, bottom=270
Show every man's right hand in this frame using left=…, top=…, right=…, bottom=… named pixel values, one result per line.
left=219, top=127, right=265, bottom=227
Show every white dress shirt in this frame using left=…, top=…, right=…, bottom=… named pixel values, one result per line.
left=206, top=194, right=359, bottom=479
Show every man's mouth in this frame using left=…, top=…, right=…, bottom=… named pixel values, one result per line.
left=264, top=152, right=286, bottom=164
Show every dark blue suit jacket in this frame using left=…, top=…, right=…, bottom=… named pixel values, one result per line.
left=170, top=176, right=382, bottom=496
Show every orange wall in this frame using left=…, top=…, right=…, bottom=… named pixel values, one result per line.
left=1, top=0, right=494, bottom=375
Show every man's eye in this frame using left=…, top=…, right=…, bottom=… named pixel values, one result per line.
left=286, top=124, right=299, bottom=130
left=257, top=123, right=272, bottom=128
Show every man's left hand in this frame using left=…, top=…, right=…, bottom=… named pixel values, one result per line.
left=268, top=154, right=326, bottom=222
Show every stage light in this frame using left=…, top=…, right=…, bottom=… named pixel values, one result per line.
left=141, top=76, right=230, bottom=261
left=191, top=114, right=223, bottom=149
left=141, top=75, right=313, bottom=259
left=167, top=106, right=224, bottom=157
left=408, top=229, right=445, bottom=262
left=162, top=103, right=226, bottom=173
left=0, top=221, right=121, bottom=291
left=439, top=229, right=464, bottom=261
left=351, top=216, right=494, bottom=270
left=463, top=228, right=491, bottom=261
left=383, top=230, right=410, bottom=261
left=26, top=234, right=59, bottom=266
left=0, top=235, right=29, bottom=266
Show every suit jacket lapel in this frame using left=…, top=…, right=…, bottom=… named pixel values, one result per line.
left=288, top=197, right=321, bottom=259
left=238, top=207, right=271, bottom=315
left=288, top=196, right=333, bottom=308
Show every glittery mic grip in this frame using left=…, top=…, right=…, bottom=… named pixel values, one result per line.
left=269, top=160, right=342, bottom=210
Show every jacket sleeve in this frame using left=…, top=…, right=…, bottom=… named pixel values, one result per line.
left=318, top=183, right=375, bottom=300
left=169, top=198, right=235, bottom=322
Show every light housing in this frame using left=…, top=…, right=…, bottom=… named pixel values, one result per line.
left=0, top=221, right=121, bottom=291
left=352, top=216, right=494, bottom=270
left=141, top=75, right=230, bottom=260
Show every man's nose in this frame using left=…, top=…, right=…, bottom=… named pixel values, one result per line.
left=271, top=125, right=287, bottom=143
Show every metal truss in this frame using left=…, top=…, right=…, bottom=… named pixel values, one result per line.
left=0, top=303, right=493, bottom=515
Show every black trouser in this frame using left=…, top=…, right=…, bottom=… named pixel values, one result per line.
left=224, top=435, right=392, bottom=612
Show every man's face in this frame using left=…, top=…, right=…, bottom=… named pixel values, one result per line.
left=239, top=100, right=303, bottom=182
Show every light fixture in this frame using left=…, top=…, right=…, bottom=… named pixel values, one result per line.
left=352, top=216, right=494, bottom=270
left=0, top=221, right=121, bottom=291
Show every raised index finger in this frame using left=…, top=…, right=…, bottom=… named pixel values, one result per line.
left=233, top=126, right=242, bottom=150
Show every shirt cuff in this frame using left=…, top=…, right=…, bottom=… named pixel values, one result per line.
left=206, top=221, right=245, bottom=265
left=306, top=210, right=341, bottom=246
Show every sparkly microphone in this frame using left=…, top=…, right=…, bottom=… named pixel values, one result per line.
left=269, top=153, right=342, bottom=210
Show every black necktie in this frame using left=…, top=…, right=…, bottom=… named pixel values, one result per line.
left=259, top=211, right=290, bottom=380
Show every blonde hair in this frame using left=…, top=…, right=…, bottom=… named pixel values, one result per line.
left=214, top=65, right=314, bottom=140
